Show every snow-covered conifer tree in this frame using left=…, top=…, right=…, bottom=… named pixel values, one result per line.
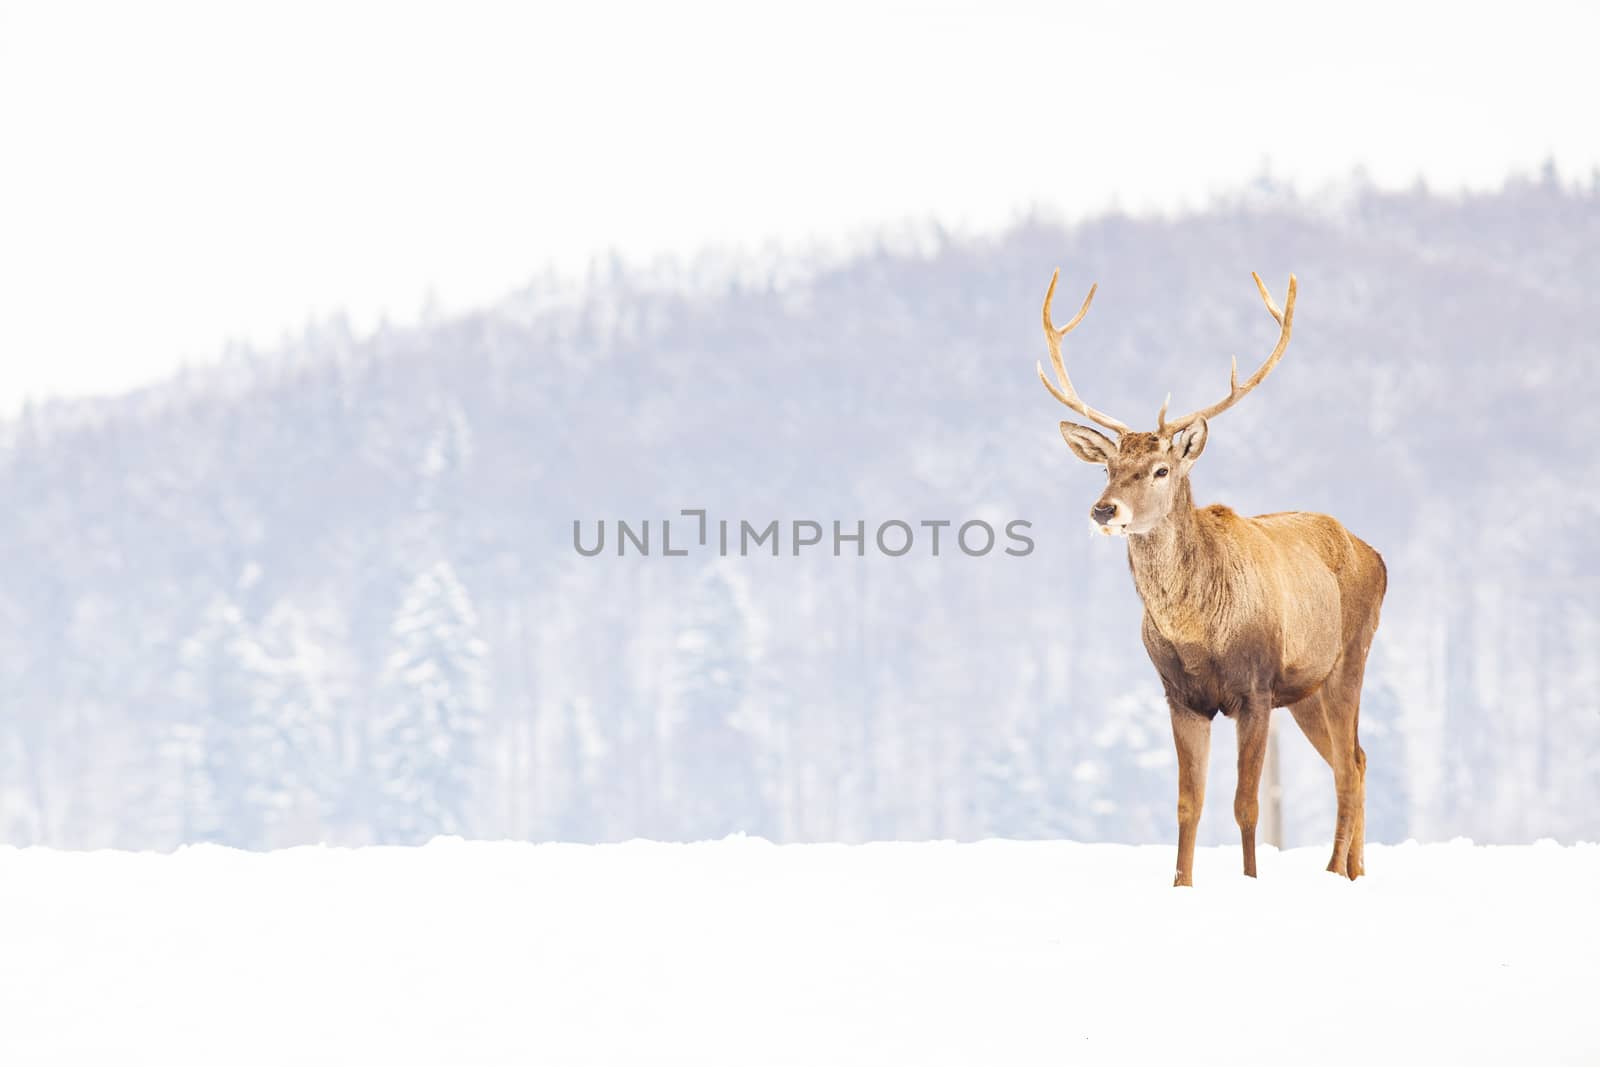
left=370, top=560, right=487, bottom=843
left=174, top=590, right=339, bottom=848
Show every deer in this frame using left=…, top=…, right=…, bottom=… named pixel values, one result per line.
left=1036, top=268, right=1386, bottom=886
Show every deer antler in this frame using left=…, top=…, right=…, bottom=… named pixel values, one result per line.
left=1036, top=268, right=1130, bottom=436
left=1157, top=273, right=1296, bottom=435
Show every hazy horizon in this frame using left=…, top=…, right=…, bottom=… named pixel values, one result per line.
left=5, top=164, right=1589, bottom=418
left=5, top=0, right=1600, bottom=410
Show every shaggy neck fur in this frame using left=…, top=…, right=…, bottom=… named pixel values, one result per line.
left=1126, top=479, right=1231, bottom=637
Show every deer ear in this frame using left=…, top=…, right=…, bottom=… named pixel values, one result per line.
left=1174, top=418, right=1208, bottom=468
left=1060, top=421, right=1117, bottom=465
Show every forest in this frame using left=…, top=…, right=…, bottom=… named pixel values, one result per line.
left=2, top=173, right=1596, bottom=849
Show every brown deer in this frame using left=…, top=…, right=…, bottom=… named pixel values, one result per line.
left=1037, top=269, right=1386, bottom=886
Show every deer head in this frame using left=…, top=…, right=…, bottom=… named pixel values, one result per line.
left=1037, top=269, right=1296, bottom=536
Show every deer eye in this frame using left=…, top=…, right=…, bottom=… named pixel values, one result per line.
left=1153, top=466, right=1170, bottom=479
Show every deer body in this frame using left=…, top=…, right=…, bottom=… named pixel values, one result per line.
left=1134, top=498, right=1366, bottom=712
left=1036, top=270, right=1385, bottom=886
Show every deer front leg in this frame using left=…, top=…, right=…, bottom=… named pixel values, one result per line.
left=1233, top=700, right=1272, bottom=878
left=1169, top=705, right=1212, bottom=887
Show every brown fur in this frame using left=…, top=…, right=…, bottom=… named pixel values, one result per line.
left=1064, top=425, right=1387, bottom=886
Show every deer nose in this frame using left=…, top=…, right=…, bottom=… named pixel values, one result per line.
left=1091, top=502, right=1119, bottom=524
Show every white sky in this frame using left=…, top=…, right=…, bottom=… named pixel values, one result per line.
left=2, top=0, right=1597, bottom=411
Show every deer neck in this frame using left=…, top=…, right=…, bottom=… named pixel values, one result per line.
left=1125, top=481, right=1222, bottom=635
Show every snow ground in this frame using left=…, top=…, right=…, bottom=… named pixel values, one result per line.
left=2, top=838, right=1595, bottom=1066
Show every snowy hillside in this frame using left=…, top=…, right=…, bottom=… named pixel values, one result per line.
left=2, top=177, right=1599, bottom=850
left=2, top=838, right=1595, bottom=1065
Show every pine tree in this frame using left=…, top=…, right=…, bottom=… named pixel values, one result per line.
left=370, top=560, right=487, bottom=844
left=236, top=601, right=340, bottom=846
left=175, top=597, right=261, bottom=846
left=174, top=593, right=339, bottom=848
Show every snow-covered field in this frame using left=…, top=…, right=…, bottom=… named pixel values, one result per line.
left=2, top=838, right=1595, bottom=1066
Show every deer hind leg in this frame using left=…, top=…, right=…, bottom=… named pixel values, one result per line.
left=1326, top=660, right=1369, bottom=880
left=1348, top=743, right=1367, bottom=878
left=1326, top=727, right=1364, bottom=879
left=1169, top=704, right=1213, bottom=887
left=1290, top=672, right=1366, bottom=880
left=1233, top=700, right=1272, bottom=878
